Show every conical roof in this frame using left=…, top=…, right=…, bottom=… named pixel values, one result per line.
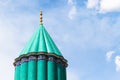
left=20, top=24, right=62, bottom=56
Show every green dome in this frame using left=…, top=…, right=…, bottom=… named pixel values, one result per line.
left=20, top=24, right=62, bottom=56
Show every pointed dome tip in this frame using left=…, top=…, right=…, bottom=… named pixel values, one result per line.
left=40, top=10, right=43, bottom=25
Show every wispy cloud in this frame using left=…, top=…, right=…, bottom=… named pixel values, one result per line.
left=86, top=0, right=120, bottom=13
left=106, top=50, right=120, bottom=72
left=87, top=0, right=99, bottom=9
left=106, top=51, right=115, bottom=61
left=67, top=0, right=77, bottom=19
left=68, top=0, right=74, bottom=5
left=68, top=6, right=77, bottom=20
left=115, top=56, right=120, bottom=72
left=100, top=0, right=120, bottom=12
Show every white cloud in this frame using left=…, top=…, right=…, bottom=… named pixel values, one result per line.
left=86, top=0, right=120, bottom=13
left=100, top=0, right=120, bottom=12
left=68, top=6, right=77, bottom=19
left=106, top=51, right=115, bottom=61
left=87, top=0, right=99, bottom=9
left=68, top=0, right=74, bottom=5
left=115, top=56, right=120, bottom=72
left=67, top=0, right=77, bottom=19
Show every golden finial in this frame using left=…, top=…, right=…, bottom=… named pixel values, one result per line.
left=40, top=10, right=43, bottom=24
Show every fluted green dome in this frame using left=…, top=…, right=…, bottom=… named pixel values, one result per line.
left=20, top=24, right=62, bottom=56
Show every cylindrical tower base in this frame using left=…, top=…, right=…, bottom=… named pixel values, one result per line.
left=20, top=58, right=28, bottom=80
left=37, top=55, right=47, bottom=80
left=47, top=60, right=57, bottom=80
left=62, top=67, right=67, bottom=80
left=14, top=65, right=20, bottom=80
left=57, top=64, right=62, bottom=80
left=28, top=56, right=37, bottom=80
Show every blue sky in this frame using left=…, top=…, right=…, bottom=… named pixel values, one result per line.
left=0, top=0, right=120, bottom=80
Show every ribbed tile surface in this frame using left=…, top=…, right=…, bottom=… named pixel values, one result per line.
left=20, top=24, right=62, bottom=56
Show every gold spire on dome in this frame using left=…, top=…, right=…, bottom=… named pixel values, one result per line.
left=40, top=10, right=43, bottom=24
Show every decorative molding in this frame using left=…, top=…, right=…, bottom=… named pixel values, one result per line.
left=29, top=56, right=37, bottom=61
left=13, top=52, right=68, bottom=68
left=56, top=59, right=62, bottom=64
left=38, top=55, right=47, bottom=60
left=15, top=61, right=21, bottom=66
left=48, top=56, right=56, bottom=62
left=21, top=58, right=28, bottom=63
